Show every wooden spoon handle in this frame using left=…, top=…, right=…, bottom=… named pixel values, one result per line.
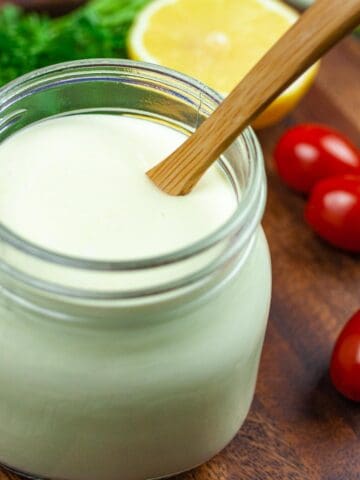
left=148, top=0, right=360, bottom=195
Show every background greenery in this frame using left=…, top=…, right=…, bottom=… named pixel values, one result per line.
left=0, top=0, right=150, bottom=87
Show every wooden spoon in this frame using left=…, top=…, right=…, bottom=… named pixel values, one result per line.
left=147, top=0, right=360, bottom=196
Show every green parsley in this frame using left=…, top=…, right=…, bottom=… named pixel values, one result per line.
left=0, top=0, right=151, bottom=87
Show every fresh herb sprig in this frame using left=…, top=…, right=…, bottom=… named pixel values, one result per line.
left=0, top=0, right=150, bottom=87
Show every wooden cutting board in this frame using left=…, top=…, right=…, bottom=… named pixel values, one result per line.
left=0, top=37, right=359, bottom=480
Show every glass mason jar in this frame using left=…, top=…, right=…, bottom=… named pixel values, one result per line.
left=0, top=60, right=271, bottom=480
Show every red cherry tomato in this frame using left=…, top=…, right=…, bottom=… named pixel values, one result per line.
left=330, top=310, right=360, bottom=402
left=305, top=175, right=360, bottom=252
left=274, top=124, right=360, bottom=193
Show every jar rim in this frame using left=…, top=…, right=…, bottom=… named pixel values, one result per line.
left=0, top=59, right=265, bottom=275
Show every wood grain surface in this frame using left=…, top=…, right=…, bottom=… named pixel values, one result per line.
left=0, top=37, right=359, bottom=480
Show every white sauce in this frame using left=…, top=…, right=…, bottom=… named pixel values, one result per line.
left=0, top=114, right=236, bottom=259
left=0, top=113, right=271, bottom=480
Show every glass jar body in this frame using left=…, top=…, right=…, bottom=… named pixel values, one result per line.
left=0, top=60, right=271, bottom=480
left=0, top=231, right=270, bottom=480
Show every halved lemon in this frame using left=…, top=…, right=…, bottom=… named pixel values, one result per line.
left=128, top=0, right=319, bottom=129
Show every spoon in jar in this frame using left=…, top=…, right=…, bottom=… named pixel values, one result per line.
left=147, top=0, right=360, bottom=196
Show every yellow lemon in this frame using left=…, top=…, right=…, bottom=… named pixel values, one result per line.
left=128, top=0, right=319, bottom=129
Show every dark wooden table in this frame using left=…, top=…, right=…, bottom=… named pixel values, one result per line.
left=1, top=37, right=359, bottom=480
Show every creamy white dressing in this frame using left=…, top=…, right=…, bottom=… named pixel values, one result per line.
left=0, top=114, right=236, bottom=260
left=0, top=113, right=271, bottom=480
